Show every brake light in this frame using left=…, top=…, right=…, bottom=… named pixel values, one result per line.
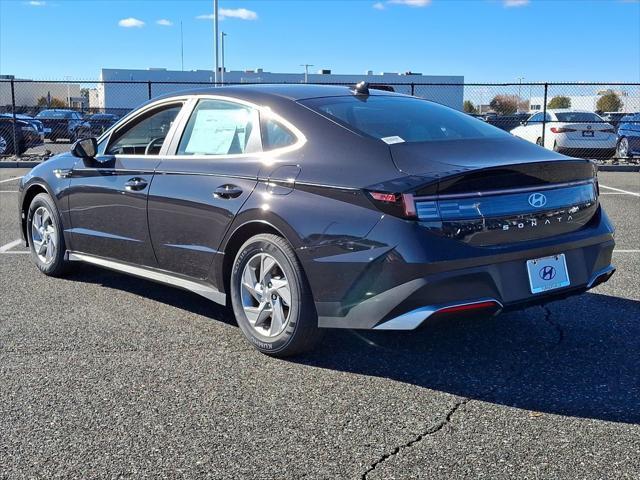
left=367, top=191, right=417, bottom=219
left=550, top=127, right=577, bottom=133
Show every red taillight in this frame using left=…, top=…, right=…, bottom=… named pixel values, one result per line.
left=369, top=191, right=398, bottom=203
left=367, top=191, right=417, bottom=219
left=550, top=127, right=576, bottom=133
left=436, top=300, right=501, bottom=315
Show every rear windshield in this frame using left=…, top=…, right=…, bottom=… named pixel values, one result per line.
left=300, top=95, right=510, bottom=143
left=554, top=112, right=603, bottom=123
left=36, top=111, right=74, bottom=119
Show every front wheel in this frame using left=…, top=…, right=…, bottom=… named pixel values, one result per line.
left=230, top=234, right=322, bottom=357
left=617, top=137, right=630, bottom=159
left=27, top=193, right=69, bottom=276
left=0, top=131, right=15, bottom=155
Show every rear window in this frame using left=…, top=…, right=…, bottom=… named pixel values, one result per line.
left=300, top=96, right=510, bottom=143
left=554, top=112, right=603, bottom=123
left=36, top=110, right=74, bottom=119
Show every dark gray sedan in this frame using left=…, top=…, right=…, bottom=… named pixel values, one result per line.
left=17, top=84, right=616, bottom=356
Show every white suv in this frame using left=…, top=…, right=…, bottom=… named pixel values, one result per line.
left=510, top=110, right=617, bottom=158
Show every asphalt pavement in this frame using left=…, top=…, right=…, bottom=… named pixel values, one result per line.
left=0, top=169, right=638, bottom=479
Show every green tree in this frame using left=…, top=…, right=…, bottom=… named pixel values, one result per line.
left=547, top=96, right=571, bottom=109
left=37, top=96, right=67, bottom=108
left=596, top=91, right=623, bottom=112
left=463, top=100, right=478, bottom=114
left=489, top=94, right=519, bottom=115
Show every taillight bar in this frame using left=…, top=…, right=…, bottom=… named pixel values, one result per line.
left=366, top=190, right=417, bottom=219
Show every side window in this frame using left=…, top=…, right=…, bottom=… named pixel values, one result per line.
left=529, top=113, right=543, bottom=123
left=107, top=103, right=182, bottom=156
left=261, top=117, right=296, bottom=151
left=177, top=99, right=259, bottom=155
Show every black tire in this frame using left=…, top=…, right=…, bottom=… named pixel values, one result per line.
left=230, top=233, right=322, bottom=357
left=26, top=192, right=69, bottom=277
left=0, top=130, right=15, bottom=155
left=617, top=137, right=630, bottom=159
left=536, top=137, right=544, bottom=147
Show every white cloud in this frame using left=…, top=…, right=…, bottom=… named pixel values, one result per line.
left=373, top=2, right=385, bottom=9
left=156, top=19, right=173, bottom=26
left=503, top=0, right=530, bottom=6
left=27, top=1, right=46, bottom=6
left=388, top=0, right=431, bottom=6
left=196, top=8, right=258, bottom=21
left=118, top=17, right=145, bottom=28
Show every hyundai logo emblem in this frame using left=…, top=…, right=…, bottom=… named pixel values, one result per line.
left=539, top=265, right=556, bottom=281
left=528, top=192, right=547, bottom=208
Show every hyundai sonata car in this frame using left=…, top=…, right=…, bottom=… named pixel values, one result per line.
left=18, top=84, right=616, bottom=356
left=511, top=110, right=617, bottom=158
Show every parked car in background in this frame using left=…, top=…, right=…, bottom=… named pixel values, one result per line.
left=88, top=113, right=120, bottom=136
left=616, top=112, right=640, bottom=158
left=485, top=112, right=530, bottom=132
left=601, top=112, right=632, bottom=131
left=510, top=110, right=616, bottom=159
left=18, top=84, right=615, bottom=356
left=35, top=109, right=91, bottom=142
left=0, top=113, right=44, bottom=155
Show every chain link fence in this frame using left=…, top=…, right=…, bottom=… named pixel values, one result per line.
left=1, top=79, right=638, bottom=163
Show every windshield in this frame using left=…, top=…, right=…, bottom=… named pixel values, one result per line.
left=36, top=111, right=74, bottom=119
left=300, top=95, right=510, bottom=143
left=555, top=112, right=603, bottom=123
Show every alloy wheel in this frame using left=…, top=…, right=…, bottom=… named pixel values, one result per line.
left=31, top=206, right=57, bottom=264
left=0, top=135, right=7, bottom=154
left=617, top=138, right=629, bottom=158
left=240, top=252, right=292, bottom=337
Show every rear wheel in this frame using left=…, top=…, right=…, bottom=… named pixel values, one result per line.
left=0, top=131, right=15, bottom=155
left=230, top=234, right=322, bottom=357
left=27, top=193, right=69, bottom=276
left=617, top=137, right=630, bottom=158
left=536, top=137, right=544, bottom=147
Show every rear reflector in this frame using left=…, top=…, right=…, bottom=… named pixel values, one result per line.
left=436, top=300, right=501, bottom=315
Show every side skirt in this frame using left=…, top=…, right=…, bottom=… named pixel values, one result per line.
left=66, top=251, right=226, bottom=306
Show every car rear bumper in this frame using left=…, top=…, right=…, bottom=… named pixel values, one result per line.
left=557, top=147, right=616, bottom=159
left=311, top=207, right=616, bottom=330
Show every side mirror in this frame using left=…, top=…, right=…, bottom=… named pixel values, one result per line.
left=71, top=137, right=97, bottom=159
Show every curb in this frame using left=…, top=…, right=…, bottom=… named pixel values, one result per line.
left=0, top=161, right=41, bottom=168
left=597, top=165, right=640, bottom=172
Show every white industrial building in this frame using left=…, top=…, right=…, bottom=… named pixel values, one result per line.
left=529, top=91, right=640, bottom=113
left=0, top=76, right=82, bottom=108
left=91, top=68, right=464, bottom=112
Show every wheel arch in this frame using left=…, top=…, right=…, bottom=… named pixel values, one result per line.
left=20, top=182, right=54, bottom=246
left=215, top=214, right=304, bottom=296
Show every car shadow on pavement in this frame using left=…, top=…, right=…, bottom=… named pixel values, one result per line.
left=67, top=265, right=639, bottom=424
left=295, top=292, right=640, bottom=425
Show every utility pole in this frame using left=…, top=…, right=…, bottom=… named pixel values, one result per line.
left=180, top=21, right=184, bottom=71
left=300, top=64, right=314, bottom=83
left=221, top=32, right=227, bottom=85
left=213, top=0, right=219, bottom=85
left=516, top=76, right=525, bottom=100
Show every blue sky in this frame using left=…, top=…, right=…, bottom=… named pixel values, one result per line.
left=0, top=0, right=639, bottom=82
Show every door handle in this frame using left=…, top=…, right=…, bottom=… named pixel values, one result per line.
left=124, top=177, right=148, bottom=191
left=214, top=184, right=243, bottom=199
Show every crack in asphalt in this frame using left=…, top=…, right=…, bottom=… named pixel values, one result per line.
left=361, top=305, right=566, bottom=479
left=361, top=397, right=471, bottom=480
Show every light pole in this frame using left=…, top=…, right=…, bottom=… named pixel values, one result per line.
left=213, top=0, right=219, bottom=85
left=221, top=32, right=227, bottom=85
left=300, top=64, right=314, bottom=83
left=516, top=76, right=525, bottom=100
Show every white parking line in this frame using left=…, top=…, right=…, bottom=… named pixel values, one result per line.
left=613, top=250, right=640, bottom=253
left=2, top=250, right=30, bottom=255
left=0, top=239, right=23, bottom=253
left=0, top=176, right=22, bottom=184
left=0, top=190, right=18, bottom=193
left=599, top=185, right=640, bottom=197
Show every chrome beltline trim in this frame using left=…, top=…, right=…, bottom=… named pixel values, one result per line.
left=67, top=251, right=226, bottom=305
